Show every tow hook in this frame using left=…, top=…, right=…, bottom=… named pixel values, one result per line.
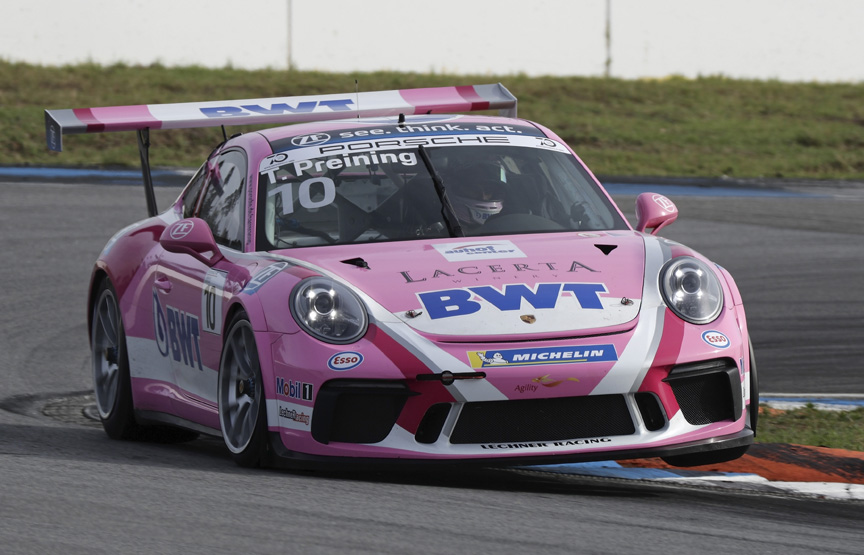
left=416, top=371, right=487, bottom=386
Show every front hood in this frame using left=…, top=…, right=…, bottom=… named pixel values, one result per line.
left=278, top=232, right=648, bottom=339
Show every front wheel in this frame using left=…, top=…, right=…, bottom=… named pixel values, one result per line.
left=748, top=339, right=759, bottom=435
left=91, top=279, right=138, bottom=439
left=218, top=312, right=269, bottom=467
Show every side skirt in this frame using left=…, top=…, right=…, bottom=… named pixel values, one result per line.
left=135, top=409, right=222, bottom=438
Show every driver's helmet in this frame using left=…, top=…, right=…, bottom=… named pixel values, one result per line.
left=448, top=162, right=507, bottom=226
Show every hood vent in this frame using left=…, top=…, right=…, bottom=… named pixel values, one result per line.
left=341, top=257, right=370, bottom=269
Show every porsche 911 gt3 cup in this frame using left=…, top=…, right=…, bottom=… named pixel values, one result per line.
left=46, top=84, right=757, bottom=468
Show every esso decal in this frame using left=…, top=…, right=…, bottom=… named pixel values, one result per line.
left=327, top=352, right=363, bottom=371
left=702, top=330, right=730, bottom=349
left=170, top=221, right=194, bottom=239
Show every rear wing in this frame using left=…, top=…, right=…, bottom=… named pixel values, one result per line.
left=45, top=83, right=517, bottom=152
left=45, top=83, right=517, bottom=217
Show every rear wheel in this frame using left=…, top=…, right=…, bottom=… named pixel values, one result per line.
left=218, top=312, right=269, bottom=467
left=91, top=279, right=138, bottom=439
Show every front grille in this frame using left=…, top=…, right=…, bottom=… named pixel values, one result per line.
left=449, top=394, right=635, bottom=444
left=416, top=403, right=452, bottom=444
left=312, top=380, right=415, bottom=444
left=664, top=359, right=741, bottom=425
left=635, top=392, right=667, bottom=431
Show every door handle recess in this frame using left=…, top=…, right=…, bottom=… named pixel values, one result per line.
left=154, top=275, right=172, bottom=293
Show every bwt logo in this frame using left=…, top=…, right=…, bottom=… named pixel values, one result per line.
left=417, top=282, right=608, bottom=320
left=153, top=291, right=202, bottom=370
left=200, top=99, right=354, bottom=118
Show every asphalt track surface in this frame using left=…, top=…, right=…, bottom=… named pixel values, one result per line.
left=1, top=173, right=863, bottom=554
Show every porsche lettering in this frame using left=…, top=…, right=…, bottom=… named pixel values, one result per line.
left=317, top=135, right=509, bottom=155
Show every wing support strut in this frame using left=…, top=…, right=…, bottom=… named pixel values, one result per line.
left=136, top=128, right=158, bottom=218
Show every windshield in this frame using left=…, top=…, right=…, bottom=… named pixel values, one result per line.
left=256, top=137, right=627, bottom=250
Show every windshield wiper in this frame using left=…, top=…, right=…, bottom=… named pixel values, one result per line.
left=417, top=145, right=464, bottom=237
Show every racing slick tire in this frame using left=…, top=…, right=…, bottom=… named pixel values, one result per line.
left=747, top=339, right=759, bottom=435
left=218, top=311, right=270, bottom=468
left=91, top=278, right=139, bottom=440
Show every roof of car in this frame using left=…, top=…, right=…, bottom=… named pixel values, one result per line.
left=254, top=114, right=543, bottom=143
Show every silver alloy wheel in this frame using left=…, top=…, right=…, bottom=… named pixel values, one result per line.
left=218, top=319, right=263, bottom=454
left=92, top=287, right=121, bottom=418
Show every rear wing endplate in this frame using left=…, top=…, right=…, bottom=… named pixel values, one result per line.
left=45, top=83, right=517, bottom=217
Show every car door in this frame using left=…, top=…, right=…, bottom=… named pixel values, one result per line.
left=153, top=148, right=249, bottom=424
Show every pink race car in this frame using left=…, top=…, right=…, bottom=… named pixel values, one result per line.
left=46, top=84, right=757, bottom=468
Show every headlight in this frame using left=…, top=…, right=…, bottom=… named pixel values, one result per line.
left=659, top=257, right=724, bottom=324
left=290, top=277, right=368, bottom=344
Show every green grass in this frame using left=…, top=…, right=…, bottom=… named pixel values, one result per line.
left=3, top=59, right=864, bottom=179
left=757, top=405, right=864, bottom=451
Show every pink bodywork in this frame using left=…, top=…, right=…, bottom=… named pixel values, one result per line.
left=78, top=104, right=751, bottom=463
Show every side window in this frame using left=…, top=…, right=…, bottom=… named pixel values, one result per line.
left=198, top=150, right=247, bottom=251
left=181, top=164, right=207, bottom=218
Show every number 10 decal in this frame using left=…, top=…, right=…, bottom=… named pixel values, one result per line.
left=267, top=176, right=336, bottom=215
left=202, top=269, right=228, bottom=334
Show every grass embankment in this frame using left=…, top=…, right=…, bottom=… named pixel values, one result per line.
left=2, top=59, right=864, bottom=179
left=2, top=60, right=862, bottom=451
left=758, top=406, right=864, bottom=451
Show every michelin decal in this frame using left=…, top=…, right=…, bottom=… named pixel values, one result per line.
left=468, top=344, right=617, bottom=368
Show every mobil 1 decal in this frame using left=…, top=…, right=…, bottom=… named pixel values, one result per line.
left=202, top=269, right=227, bottom=335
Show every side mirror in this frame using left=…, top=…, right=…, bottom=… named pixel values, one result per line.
left=159, top=218, right=224, bottom=266
left=635, top=193, right=678, bottom=235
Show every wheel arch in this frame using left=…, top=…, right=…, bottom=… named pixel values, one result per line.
left=87, top=264, right=111, bottom=344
